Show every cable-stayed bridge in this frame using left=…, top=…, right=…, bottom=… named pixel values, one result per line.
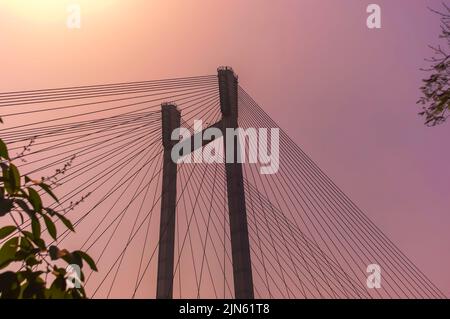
left=0, top=68, right=445, bottom=299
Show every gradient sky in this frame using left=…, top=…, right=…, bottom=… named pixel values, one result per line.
left=0, top=0, right=449, bottom=296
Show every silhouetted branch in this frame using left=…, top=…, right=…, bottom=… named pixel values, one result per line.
left=418, top=3, right=450, bottom=126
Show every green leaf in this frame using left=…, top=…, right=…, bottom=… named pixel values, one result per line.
left=25, top=255, right=41, bottom=267
left=15, top=199, right=34, bottom=218
left=2, top=166, right=13, bottom=195
left=22, top=230, right=44, bottom=249
left=22, top=278, right=46, bottom=299
left=0, top=272, right=21, bottom=299
left=33, top=237, right=46, bottom=250
left=63, top=251, right=81, bottom=268
left=45, top=207, right=57, bottom=217
left=0, top=226, right=16, bottom=240
left=27, top=187, right=42, bottom=213
left=8, top=164, right=21, bottom=194
left=31, top=216, right=41, bottom=240
left=74, top=251, right=98, bottom=272
left=39, top=183, right=59, bottom=203
left=0, top=237, right=19, bottom=269
left=0, top=139, right=9, bottom=160
left=48, top=246, right=70, bottom=261
left=47, top=275, right=67, bottom=299
left=43, top=215, right=57, bottom=240
left=48, top=246, right=59, bottom=260
left=20, top=236, right=32, bottom=251
left=22, top=231, right=33, bottom=240
left=55, top=213, right=74, bottom=232
left=0, top=198, right=14, bottom=217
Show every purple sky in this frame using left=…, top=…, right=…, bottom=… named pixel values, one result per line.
left=0, top=0, right=449, bottom=296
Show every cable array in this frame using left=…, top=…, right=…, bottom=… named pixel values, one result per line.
left=0, top=75, right=444, bottom=299
left=237, top=86, right=445, bottom=299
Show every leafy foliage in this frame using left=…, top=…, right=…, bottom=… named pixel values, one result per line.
left=418, top=4, right=450, bottom=126
left=0, top=116, right=97, bottom=299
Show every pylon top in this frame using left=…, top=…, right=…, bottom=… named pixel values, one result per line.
left=161, top=102, right=179, bottom=111
left=217, top=66, right=238, bottom=79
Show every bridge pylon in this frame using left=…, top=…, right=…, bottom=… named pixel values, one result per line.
left=156, top=67, right=254, bottom=299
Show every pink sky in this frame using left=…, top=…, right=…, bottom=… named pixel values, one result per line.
left=0, top=0, right=449, bottom=296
